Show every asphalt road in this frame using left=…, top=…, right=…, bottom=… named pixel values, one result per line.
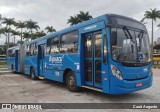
left=0, top=69, right=159, bottom=112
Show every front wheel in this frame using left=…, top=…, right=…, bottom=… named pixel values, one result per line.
left=30, top=68, right=38, bottom=80
left=66, top=71, right=80, bottom=92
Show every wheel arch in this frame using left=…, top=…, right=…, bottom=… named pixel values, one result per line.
left=11, top=64, right=14, bottom=69
left=30, top=66, right=34, bottom=75
left=63, top=68, right=73, bottom=84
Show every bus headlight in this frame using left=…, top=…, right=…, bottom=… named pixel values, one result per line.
left=111, top=65, right=123, bottom=80
left=149, top=67, right=153, bottom=76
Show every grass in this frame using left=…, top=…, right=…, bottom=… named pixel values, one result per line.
left=153, top=61, right=160, bottom=68
left=0, top=60, right=7, bottom=68
left=153, top=64, right=160, bottom=68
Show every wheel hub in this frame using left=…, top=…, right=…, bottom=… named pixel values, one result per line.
left=69, top=76, right=74, bottom=87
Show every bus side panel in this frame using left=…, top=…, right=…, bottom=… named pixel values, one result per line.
left=43, top=54, right=81, bottom=85
left=17, top=50, right=20, bottom=72
left=24, top=57, right=30, bottom=75
left=74, top=72, right=81, bottom=87
left=44, top=70, right=63, bottom=82
left=102, top=74, right=110, bottom=93
left=7, top=57, right=15, bottom=71
left=44, top=70, right=81, bottom=87
left=20, top=45, right=25, bottom=73
left=42, top=54, right=64, bottom=82
left=61, top=54, right=81, bottom=86
left=15, top=50, right=20, bottom=72
left=24, top=56, right=37, bottom=75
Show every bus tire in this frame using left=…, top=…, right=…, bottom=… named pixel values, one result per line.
left=66, top=71, right=80, bottom=92
left=30, top=67, right=38, bottom=80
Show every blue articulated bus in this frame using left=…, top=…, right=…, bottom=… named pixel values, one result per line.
left=7, top=14, right=153, bottom=94
left=7, top=46, right=20, bottom=72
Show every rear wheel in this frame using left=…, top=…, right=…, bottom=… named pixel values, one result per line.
left=30, top=67, right=38, bottom=80
left=66, top=71, right=80, bottom=92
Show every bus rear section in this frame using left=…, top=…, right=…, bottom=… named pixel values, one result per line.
left=7, top=46, right=20, bottom=72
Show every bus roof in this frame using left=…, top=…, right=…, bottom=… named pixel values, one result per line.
left=24, top=14, right=107, bottom=45
left=24, top=14, right=146, bottom=45
left=7, top=45, right=20, bottom=50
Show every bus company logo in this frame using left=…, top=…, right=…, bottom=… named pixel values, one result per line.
left=84, top=25, right=97, bottom=30
left=49, top=56, right=63, bottom=63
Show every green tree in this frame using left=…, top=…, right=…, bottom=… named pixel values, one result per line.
left=11, top=30, right=20, bottom=44
left=0, top=47, right=5, bottom=54
left=15, top=21, right=26, bottom=44
left=154, top=44, right=160, bottom=49
left=0, top=27, right=12, bottom=46
left=0, top=14, right=3, bottom=38
left=22, top=31, right=31, bottom=43
left=77, top=11, right=92, bottom=22
left=25, top=19, right=40, bottom=40
left=32, top=31, right=46, bottom=40
left=45, top=26, right=56, bottom=34
left=23, top=31, right=30, bottom=39
left=141, top=8, right=160, bottom=57
left=67, top=16, right=81, bottom=26
left=2, top=18, right=15, bottom=48
left=67, top=11, right=92, bottom=26
left=0, top=14, right=2, bottom=21
left=158, top=24, right=160, bottom=30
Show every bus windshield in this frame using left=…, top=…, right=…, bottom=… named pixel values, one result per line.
left=111, top=28, right=151, bottom=63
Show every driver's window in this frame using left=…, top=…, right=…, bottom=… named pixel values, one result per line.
left=122, top=39, right=134, bottom=53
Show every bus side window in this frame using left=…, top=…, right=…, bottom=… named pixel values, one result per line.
left=29, top=43, right=37, bottom=56
left=29, top=44, right=33, bottom=56
left=50, top=36, right=59, bottom=54
left=60, top=31, right=78, bottom=54
left=33, top=43, right=38, bottom=55
left=47, top=36, right=59, bottom=54
left=8, top=50, right=12, bottom=57
left=26, top=45, right=30, bottom=56
left=47, top=39, right=51, bottom=54
left=8, top=49, right=15, bottom=57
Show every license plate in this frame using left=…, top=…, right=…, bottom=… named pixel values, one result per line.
left=136, top=82, right=142, bottom=87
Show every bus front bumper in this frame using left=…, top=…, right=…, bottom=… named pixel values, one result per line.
left=109, top=75, right=153, bottom=95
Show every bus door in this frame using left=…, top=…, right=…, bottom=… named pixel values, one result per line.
left=38, top=44, right=45, bottom=76
left=15, top=50, right=19, bottom=71
left=84, top=31, right=103, bottom=88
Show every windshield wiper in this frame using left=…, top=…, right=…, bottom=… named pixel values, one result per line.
left=122, top=26, right=135, bottom=43
left=137, top=31, right=144, bottom=51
